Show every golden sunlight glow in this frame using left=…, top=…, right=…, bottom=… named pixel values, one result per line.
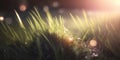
left=110, top=0, right=120, bottom=6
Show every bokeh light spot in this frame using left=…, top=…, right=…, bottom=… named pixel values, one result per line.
left=43, top=6, right=49, bottom=12
left=0, top=16, right=4, bottom=21
left=19, top=4, right=27, bottom=11
left=52, top=1, right=59, bottom=8
left=89, top=40, right=97, bottom=47
left=68, top=37, right=74, bottom=42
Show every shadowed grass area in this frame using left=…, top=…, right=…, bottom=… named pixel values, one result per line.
left=0, top=8, right=120, bottom=60
left=0, top=8, right=75, bottom=60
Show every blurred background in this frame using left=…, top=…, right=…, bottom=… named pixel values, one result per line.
left=0, top=0, right=120, bottom=60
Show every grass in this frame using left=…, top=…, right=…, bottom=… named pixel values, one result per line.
left=0, top=7, right=120, bottom=60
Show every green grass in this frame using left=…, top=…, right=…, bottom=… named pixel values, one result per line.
left=0, top=8, right=120, bottom=59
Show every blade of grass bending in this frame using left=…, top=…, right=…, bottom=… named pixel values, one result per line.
left=14, top=10, right=25, bottom=29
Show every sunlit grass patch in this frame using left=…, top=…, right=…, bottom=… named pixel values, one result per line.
left=0, top=7, right=120, bottom=59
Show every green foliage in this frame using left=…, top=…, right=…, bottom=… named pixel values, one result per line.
left=0, top=8, right=120, bottom=59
